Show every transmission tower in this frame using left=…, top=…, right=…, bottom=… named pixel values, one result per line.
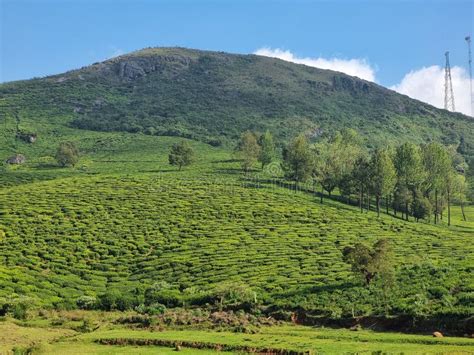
left=444, top=51, right=455, bottom=112
left=466, top=36, right=473, bottom=117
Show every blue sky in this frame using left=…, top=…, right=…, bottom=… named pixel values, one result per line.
left=1, top=0, right=473, bottom=114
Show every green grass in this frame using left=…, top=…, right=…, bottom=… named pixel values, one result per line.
left=2, top=319, right=473, bottom=354
left=50, top=325, right=474, bottom=354
left=0, top=321, right=75, bottom=353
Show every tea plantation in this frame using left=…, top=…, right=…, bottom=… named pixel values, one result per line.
left=0, top=132, right=473, bottom=324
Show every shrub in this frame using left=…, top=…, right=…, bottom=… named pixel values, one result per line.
left=144, top=282, right=182, bottom=308
left=0, top=295, right=35, bottom=320
left=412, top=196, right=432, bottom=221
left=98, top=289, right=140, bottom=311
left=210, top=283, right=258, bottom=311
left=76, top=296, right=97, bottom=310
left=136, top=302, right=167, bottom=315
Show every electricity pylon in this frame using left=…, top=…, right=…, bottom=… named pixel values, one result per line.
left=444, top=51, right=455, bottom=112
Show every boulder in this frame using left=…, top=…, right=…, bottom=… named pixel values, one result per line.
left=6, top=154, right=26, bottom=164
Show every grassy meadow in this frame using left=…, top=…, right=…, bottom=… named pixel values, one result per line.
left=2, top=311, right=474, bottom=354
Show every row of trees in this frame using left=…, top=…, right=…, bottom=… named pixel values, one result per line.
left=237, top=129, right=469, bottom=224
left=287, top=130, right=469, bottom=224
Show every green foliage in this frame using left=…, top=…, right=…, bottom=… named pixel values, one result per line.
left=258, top=130, right=276, bottom=168
left=2, top=47, right=472, bottom=157
left=394, top=142, right=424, bottom=192
left=0, top=295, right=35, bottom=320
left=342, top=239, right=393, bottom=285
left=237, top=131, right=260, bottom=172
left=211, top=283, right=258, bottom=311
left=144, top=282, right=182, bottom=308
left=313, top=129, right=365, bottom=198
left=411, top=195, right=432, bottom=221
left=55, top=141, right=79, bottom=167
left=370, top=148, right=396, bottom=216
left=282, top=134, right=312, bottom=183
left=76, top=296, right=97, bottom=310
left=168, top=141, right=194, bottom=170
left=97, top=289, right=141, bottom=311
left=136, top=303, right=167, bottom=316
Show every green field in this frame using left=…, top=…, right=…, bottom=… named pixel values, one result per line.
left=2, top=316, right=474, bottom=354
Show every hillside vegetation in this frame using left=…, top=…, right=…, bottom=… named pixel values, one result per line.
left=0, top=134, right=473, bottom=329
left=1, top=47, right=473, bottom=154
left=0, top=48, right=473, bottom=343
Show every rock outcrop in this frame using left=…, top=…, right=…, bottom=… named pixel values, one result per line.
left=6, top=154, right=26, bottom=164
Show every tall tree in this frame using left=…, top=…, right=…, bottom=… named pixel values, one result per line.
left=258, top=130, right=276, bottom=169
left=394, top=143, right=424, bottom=220
left=237, top=131, right=261, bottom=173
left=313, top=141, right=339, bottom=201
left=370, top=148, right=397, bottom=217
left=168, top=141, right=194, bottom=170
left=351, top=156, right=371, bottom=212
left=314, top=129, right=363, bottom=203
left=450, top=173, right=468, bottom=222
left=422, top=143, right=452, bottom=224
left=337, top=129, right=365, bottom=202
left=282, top=134, right=313, bottom=187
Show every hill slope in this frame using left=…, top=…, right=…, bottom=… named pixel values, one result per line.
left=0, top=135, right=473, bottom=323
left=0, top=48, right=473, bottom=330
left=1, top=47, right=473, bottom=153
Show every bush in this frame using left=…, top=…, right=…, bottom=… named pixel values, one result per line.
left=97, top=289, right=140, bottom=311
left=412, top=196, right=432, bottom=221
left=210, top=283, right=258, bottom=311
left=76, top=296, right=97, bottom=310
left=144, top=282, right=182, bottom=308
left=136, top=302, right=167, bottom=315
left=0, top=295, right=35, bottom=320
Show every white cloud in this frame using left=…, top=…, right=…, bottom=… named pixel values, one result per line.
left=390, top=65, right=473, bottom=117
left=254, top=47, right=377, bottom=82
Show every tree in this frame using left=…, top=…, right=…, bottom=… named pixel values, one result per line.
left=394, top=143, right=424, bottom=220
left=282, top=134, right=313, bottom=186
left=342, top=239, right=393, bottom=285
left=422, top=143, right=452, bottom=224
left=258, top=130, right=276, bottom=169
left=314, top=129, right=364, bottom=203
left=237, top=131, right=261, bottom=173
left=450, top=173, right=468, bottom=222
left=168, top=141, right=194, bottom=170
left=352, top=156, right=371, bottom=212
left=56, top=141, right=79, bottom=167
left=370, top=148, right=396, bottom=217
left=392, top=184, right=412, bottom=219
left=411, top=194, right=432, bottom=222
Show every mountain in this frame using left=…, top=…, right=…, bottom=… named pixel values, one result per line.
left=1, top=47, right=473, bottom=155
left=0, top=47, right=473, bottom=332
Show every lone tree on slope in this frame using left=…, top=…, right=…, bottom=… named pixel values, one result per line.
left=56, top=141, right=79, bottom=167
left=342, top=238, right=393, bottom=285
left=169, top=141, right=194, bottom=170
